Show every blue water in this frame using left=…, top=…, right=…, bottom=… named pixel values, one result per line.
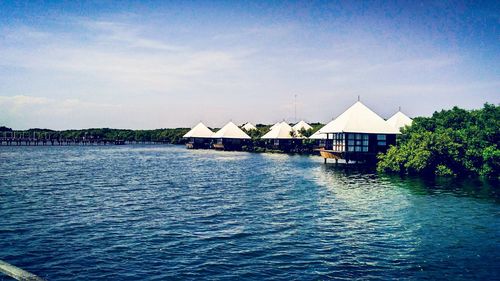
left=0, top=145, right=499, bottom=280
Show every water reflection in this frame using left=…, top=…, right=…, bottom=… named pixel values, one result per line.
left=310, top=163, right=499, bottom=280
left=318, top=163, right=499, bottom=202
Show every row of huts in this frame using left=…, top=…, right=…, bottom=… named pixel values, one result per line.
left=183, top=101, right=413, bottom=162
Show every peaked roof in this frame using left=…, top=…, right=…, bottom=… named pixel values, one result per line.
left=262, top=121, right=301, bottom=139
left=387, top=111, right=413, bottom=131
left=183, top=122, right=214, bottom=138
left=319, top=101, right=400, bottom=134
left=309, top=130, right=326, bottom=139
left=292, top=120, right=313, bottom=132
left=242, top=122, right=257, bottom=131
left=212, top=122, right=251, bottom=139
left=269, top=122, right=281, bottom=131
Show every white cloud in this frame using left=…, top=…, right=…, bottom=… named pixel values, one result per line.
left=0, top=95, right=122, bottom=129
left=0, top=14, right=498, bottom=129
left=0, top=18, right=249, bottom=95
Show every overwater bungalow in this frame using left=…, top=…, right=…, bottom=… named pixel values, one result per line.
left=269, top=122, right=281, bottom=131
left=261, top=121, right=303, bottom=151
left=309, top=130, right=327, bottom=148
left=182, top=122, right=214, bottom=149
left=241, top=122, right=257, bottom=131
left=316, top=101, right=400, bottom=163
left=212, top=121, right=251, bottom=150
left=292, top=120, right=313, bottom=132
left=387, top=111, right=413, bottom=131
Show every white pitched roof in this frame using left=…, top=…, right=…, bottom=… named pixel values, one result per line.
left=262, top=121, right=302, bottom=139
left=183, top=122, right=214, bottom=138
left=212, top=121, right=251, bottom=139
left=292, top=120, right=313, bottom=131
left=242, top=122, right=257, bottom=131
left=309, top=130, right=326, bottom=139
left=269, top=122, right=281, bottom=131
left=387, top=111, right=413, bottom=131
left=319, top=101, right=400, bottom=134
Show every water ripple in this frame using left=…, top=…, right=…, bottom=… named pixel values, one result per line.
left=0, top=145, right=499, bottom=280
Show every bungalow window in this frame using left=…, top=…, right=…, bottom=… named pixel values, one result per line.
left=347, top=133, right=368, bottom=152
left=273, top=139, right=280, bottom=146
left=377, top=134, right=387, bottom=146
left=331, top=133, right=345, bottom=152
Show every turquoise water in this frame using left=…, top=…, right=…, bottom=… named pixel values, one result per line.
left=0, top=145, right=499, bottom=280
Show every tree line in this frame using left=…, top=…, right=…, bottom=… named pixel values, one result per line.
left=377, top=103, right=499, bottom=178
left=2, top=104, right=498, bottom=178
left=0, top=127, right=191, bottom=144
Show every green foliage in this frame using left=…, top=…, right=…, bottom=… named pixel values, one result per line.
left=482, top=146, right=500, bottom=176
left=378, top=103, right=500, bottom=178
left=4, top=127, right=190, bottom=144
left=247, top=127, right=267, bottom=140
left=435, top=164, right=456, bottom=177
left=298, top=128, right=314, bottom=138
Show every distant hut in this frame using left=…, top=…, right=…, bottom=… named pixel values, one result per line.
left=183, top=122, right=214, bottom=149
left=269, top=122, right=281, bottom=131
left=309, top=129, right=327, bottom=148
left=387, top=111, right=413, bottom=131
left=261, top=121, right=303, bottom=151
left=242, top=122, right=257, bottom=131
left=316, top=101, right=400, bottom=163
left=212, top=121, right=251, bottom=150
left=292, top=120, right=313, bottom=132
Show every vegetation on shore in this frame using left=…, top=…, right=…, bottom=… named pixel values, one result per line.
left=377, top=103, right=499, bottom=178
left=3, top=104, right=498, bottom=179
left=0, top=127, right=191, bottom=144
left=0, top=123, right=325, bottom=153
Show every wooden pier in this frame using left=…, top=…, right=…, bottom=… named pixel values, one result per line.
left=0, top=131, right=176, bottom=146
left=0, top=136, right=122, bottom=146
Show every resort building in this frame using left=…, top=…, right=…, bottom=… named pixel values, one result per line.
left=387, top=111, right=413, bottom=131
left=316, top=101, right=400, bottom=162
left=183, top=122, right=214, bottom=149
left=212, top=121, right=251, bottom=150
left=269, top=122, right=281, bottom=131
left=261, top=121, right=303, bottom=151
left=242, top=122, right=257, bottom=131
left=309, top=130, right=327, bottom=148
left=292, top=120, right=313, bottom=132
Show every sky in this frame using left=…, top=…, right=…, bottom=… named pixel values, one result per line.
left=0, top=0, right=499, bottom=130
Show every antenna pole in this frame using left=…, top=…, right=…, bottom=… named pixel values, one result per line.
left=357, top=95, right=360, bottom=102
left=294, top=94, right=297, bottom=123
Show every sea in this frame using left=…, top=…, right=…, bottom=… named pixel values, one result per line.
left=1, top=145, right=499, bottom=280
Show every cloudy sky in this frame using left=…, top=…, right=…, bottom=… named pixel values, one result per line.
left=0, top=1, right=498, bottom=129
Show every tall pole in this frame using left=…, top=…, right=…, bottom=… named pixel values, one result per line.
left=294, top=94, right=297, bottom=123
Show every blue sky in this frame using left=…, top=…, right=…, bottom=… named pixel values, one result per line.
left=0, top=0, right=498, bottom=129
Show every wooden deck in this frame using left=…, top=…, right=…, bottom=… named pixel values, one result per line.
left=318, top=149, right=343, bottom=159
left=212, top=143, right=225, bottom=150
